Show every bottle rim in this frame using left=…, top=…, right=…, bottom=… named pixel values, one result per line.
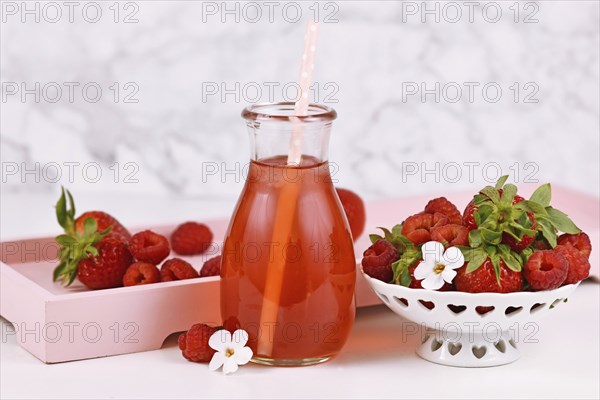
left=242, top=102, right=337, bottom=123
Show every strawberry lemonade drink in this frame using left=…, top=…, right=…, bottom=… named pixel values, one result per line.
left=221, top=103, right=356, bottom=366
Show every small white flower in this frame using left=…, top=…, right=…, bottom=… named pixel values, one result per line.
left=413, top=241, right=464, bottom=290
left=208, top=329, right=253, bottom=375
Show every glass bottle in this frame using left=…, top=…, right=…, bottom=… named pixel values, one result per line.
left=221, top=102, right=356, bottom=366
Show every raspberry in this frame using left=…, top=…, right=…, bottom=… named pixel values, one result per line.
left=401, top=212, right=449, bottom=245
left=171, top=222, right=213, bottom=255
left=558, top=232, right=592, bottom=259
left=533, top=239, right=551, bottom=251
left=161, top=258, right=199, bottom=282
left=123, top=262, right=161, bottom=286
left=335, top=188, right=366, bottom=240
left=361, top=240, right=399, bottom=282
left=430, top=224, right=469, bottom=247
left=455, top=259, right=523, bottom=293
left=129, top=230, right=170, bottom=264
left=200, top=255, right=221, bottom=277
left=524, top=250, right=568, bottom=290
left=424, top=197, right=462, bottom=225
left=178, top=324, right=218, bottom=362
left=554, top=245, right=591, bottom=284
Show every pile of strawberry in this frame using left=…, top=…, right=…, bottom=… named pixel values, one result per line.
left=362, top=177, right=592, bottom=293
left=53, top=188, right=221, bottom=290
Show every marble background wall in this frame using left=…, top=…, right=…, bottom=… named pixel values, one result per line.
left=1, top=1, right=599, bottom=202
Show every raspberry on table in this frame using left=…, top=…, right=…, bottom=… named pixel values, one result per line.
left=161, top=258, right=199, bottom=282
left=179, top=323, right=218, bottom=363
left=430, top=224, right=469, bottom=247
left=361, top=240, right=399, bottom=282
left=123, top=262, right=161, bottom=286
left=129, top=230, right=171, bottom=264
left=558, top=232, right=592, bottom=259
left=424, top=197, right=463, bottom=225
left=524, top=250, right=568, bottom=291
left=200, top=255, right=221, bottom=278
left=554, top=245, right=591, bottom=285
left=171, top=222, right=214, bottom=255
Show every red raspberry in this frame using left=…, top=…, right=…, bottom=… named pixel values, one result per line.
left=178, top=324, right=218, bottom=362
left=533, top=239, right=551, bottom=251
left=524, top=250, right=568, bottom=290
left=335, top=188, right=366, bottom=240
left=361, top=240, right=399, bottom=282
left=554, top=245, right=591, bottom=284
left=161, top=258, right=199, bottom=282
left=402, top=212, right=449, bottom=245
left=455, top=259, right=523, bottom=293
left=123, top=262, right=161, bottom=286
left=171, top=222, right=213, bottom=255
left=558, top=232, right=592, bottom=259
left=424, top=197, right=462, bottom=225
left=430, top=224, right=469, bottom=247
left=200, top=255, right=221, bottom=277
left=129, top=230, right=170, bottom=264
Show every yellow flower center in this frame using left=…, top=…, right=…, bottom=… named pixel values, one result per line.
left=434, top=264, right=445, bottom=275
left=225, top=348, right=235, bottom=358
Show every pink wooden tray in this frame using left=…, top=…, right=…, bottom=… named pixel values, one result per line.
left=1, top=186, right=597, bottom=363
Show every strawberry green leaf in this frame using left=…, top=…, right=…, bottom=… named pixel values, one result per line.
left=518, top=200, right=548, bottom=217
left=473, top=193, right=488, bottom=205
left=369, top=234, right=383, bottom=244
left=480, top=228, right=502, bottom=245
left=495, top=175, right=509, bottom=189
left=55, top=234, right=77, bottom=246
left=469, top=229, right=482, bottom=247
left=55, top=188, right=67, bottom=229
left=53, top=261, right=66, bottom=282
left=66, top=189, right=76, bottom=219
left=490, top=255, right=501, bottom=284
left=480, top=186, right=500, bottom=203
left=537, top=218, right=558, bottom=248
left=545, top=207, right=581, bottom=234
left=392, top=247, right=421, bottom=286
left=529, top=183, right=551, bottom=207
left=83, top=217, right=98, bottom=237
left=465, top=247, right=487, bottom=273
left=501, top=184, right=518, bottom=204
left=497, top=245, right=522, bottom=272
left=391, top=224, right=403, bottom=236
left=477, top=204, right=494, bottom=224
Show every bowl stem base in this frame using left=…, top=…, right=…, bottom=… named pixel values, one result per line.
left=416, top=329, right=520, bottom=367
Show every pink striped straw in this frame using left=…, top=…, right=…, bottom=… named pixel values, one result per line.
left=287, top=21, right=319, bottom=165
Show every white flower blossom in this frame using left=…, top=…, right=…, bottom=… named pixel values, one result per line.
left=208, top=329, right=253, bottom=374
left=413, top=241, right=464, bottom=290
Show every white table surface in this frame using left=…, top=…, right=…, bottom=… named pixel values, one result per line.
left=1, top=192, right=599, bottom=399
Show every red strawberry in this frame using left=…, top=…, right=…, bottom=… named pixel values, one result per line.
left=361, top=240, right=399, bottom=282
left=75, top=211, right=131, bottom=241
left=424, top=197, right=462, bottom=225
left=402, top=212, right=449, bottom=245
left=558, top=233, right=592, bottom=259
left=129, top=230, right=170, bottom=264
left=161, top=258, right=199, bottom=282
left=76, top=236, right=134, bottom=289
left=179, top=324, right=218, bottom=362
left=554, top=245, right=591, bottom=284
left=200, top=255, right=221, bottom=277
left=455, top=259, right=523, bottom=293
left=524, top=250, right=568, bottom=291
left=171, top=222, right=213, bottom=255
left=53, top=188, right=133, bottom=289
left=430, top=224, right=469, bottom=247
left=123, top=262, right=161, bottom=286
left=336, top=188, right=366, bottom=240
